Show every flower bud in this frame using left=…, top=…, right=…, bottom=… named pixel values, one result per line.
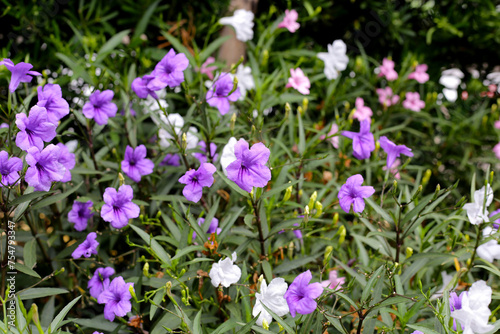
left=181, top=133, right=188, bottom=150
left=308, top=191, right=317, bottom=211
left=391, top=180, right=398, bottom=195
left=304, top=205, right=310, bottom=215
left=129, top=285, right=138, bottom=302
left=314, top=201, right=323, bottom=218
left=229, top=76, right=239, bottom=95
left=338, top=225, right=346, bottom=245
left=422, top=169, right=432, bottom=187
left=262, top=319, right=270, bottom=330
left=412, top=185, right=423, bottom=201
left=285, top=102, right=291, bottom=114
left=432, top=184, right=441, bottom=200
left=332, top=212, right=339, bottom=227
left=230, top=112, right=237, bottom=134
left=118, top=172, right=125, bottom=186
left=261, top=50, right=269, bottom=66
left=324, top=245, right=333, bottom=265
left=288, top=241, right=295, bottom=259
left=302, top=98, right=309, bottom=113
left=406, top=247, right=413, bottom=259
left=143, top=262, right=150, bottom=278
left=490, top=171, right=494, bottom=185
left=297, top=106, right=304, bottom=116
left=283, top=183, right=293, bottom=202
left=256, top=274, right=264, bottom=292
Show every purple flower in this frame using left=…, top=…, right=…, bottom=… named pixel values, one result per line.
left=160, top=153, right=181, bottom=167
left=341, top=120, right=375, bottom=160
left=101, top=185, right=140, bottom=229
left=193, top=217, right=221, bottom=241
left=121, top=145, right=155, bottom=182
left=97, top=276, right=134, bottom=321
left=56, top=143, right=76, bottom=182
left=293, top=223, right=303, bottom=239
left=284, top=270, right=323, bottom=317
left=25, top=145, right=66, bottom=191
left=71, top=232, right=99, bottom=259
left=0, top=123, right=8, bottom=129
left=0, top=151, right=22, bottom=187
left=193, top=141, right=218, bottom=164
left=82, top=90, right=118, bottom=125
left=68, top=200, right=94, bottom=231
left=0, top=58, right=41, bottom=93
left=489, top=209, right=500, bottom=229
left=449, top=291, right=465, bottom=331
left=338, top=174, right=375, bottom=213
left=379, top=136, right=414, bottom=169
left=131, top=74, right=162, bottom=99
left=88, top=267, right=115, bottom=299
left=36, top=84, right=69, bottom=124
left=226, top=139, right=271, bottom=192
left=206, top=73, right=241, bottom=115
left=15, top=106, right=56, bottom=151
left=178, top=163, right=216, bottom=203
left=151, top=49, right=189, bottom=89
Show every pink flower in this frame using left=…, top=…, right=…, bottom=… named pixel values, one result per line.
left=377, top=58, right=398, bottom=81
left=383, top=158, right=401, bottom=179
left=286, top=68, right=310, bottom=95
left=494, top=143, right=500, bottom=160
left=199, top=57, right=217, bottom=80
left=321, top=123, right=339, bottom=149
left=353, top=98, right=373, bottom=121
left=408, top=64, right=429, bottom=84
left=494, top=120, right=500, bottom=129
left=321, top=270, right=345, bottom=291
left=278, top=9, right=300, bottom=33
left=402, top=92, right=425, bottom=112
left=376, top=87, right=399, bottom=107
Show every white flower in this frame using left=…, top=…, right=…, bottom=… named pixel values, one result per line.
left=463, top=185, right=493, bottom=225
left=430, top=271, right=455, bottom=300
left=230, top=64, right=255, bottom=99
left=156, top=113, right=199, bottom=149
left=439, top=68, right=464, bottom=102
left=252, top=277, right=289, bottom=326
left=209, top=252, right=241, bottom=288
left=317, top=40, right=349, bottom=80
left=219, top=9, right=254, bottom=42
left=451, top=280, right=494, bottom=334
left=220, top=137, right=238, bottom=175
left=476, top=226, right=500, bottom=263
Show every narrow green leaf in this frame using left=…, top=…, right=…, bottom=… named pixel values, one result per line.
left=18, top=288, right=68, bottom=300
left=23, top=239, right=37, bottom=269
left=31, top=182, right=83, bottom=210
left=15, top=263, right=40, bottom=278
left=48, top=296, right=81, bottom=334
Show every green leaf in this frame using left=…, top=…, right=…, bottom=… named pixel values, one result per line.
left=216, top=170, right=249, bottom=198
left=324, top=314, right=349, bottom=334
left=171, top=246, right=206, bottom=261
left=297, top=111, right=306, bottom=155
left=15, top=263, right=40, bottom=278
left=131, top=1, right=161, bottom=43
left=160, top=32, right=196, bottom=66
left=199, top=36, right=230, bottom=62
left=95, top=29, right=131, bottom=63
left=361, top=265, right=384, bottom=302
left=407, top=324, right=441, bottom=334
left=31, top=182, right=83, bottom=210
left=9, top=190, right=51, bottom=207
left=48, top=296, right=81, bottom=334
left=235, top=316, right=259, bottom=334
left=259, top=179, right=300, bottom=200
left=260, top=303, right=294, bottom=334
left=18, top=288, right=68, bottom=300
left=23, top=239, right=37, bottom=269
left=365, top=197, right=394, bottom=224
left=261, top=260, right=273, bottom=283
left=192, top=310, right=202, bottom=334
left=274, top=255, right=320, bottom=274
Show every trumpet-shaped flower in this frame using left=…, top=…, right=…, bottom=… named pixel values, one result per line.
left=151, top=49, right=189, bottom=89
left=377, top=58, right=398, bottom=81
left=376, top=87, right=399, bottom=107
left=317, top=40, right=348, bottom=80
left=25, top=145, right=66, bottom=191
left=284, top=270, right=323, bottom=317
left=131, top=74, right=162, bottom=99
left=68, top=200, right=94, bottom=231
left=57, top=143, right=76, bottom=182
left=440, top=68, right=464, bottom=102
left=451, top=281, right=494, bottom=334
left=379, top=136, right=414, bottom=169
left=37, top=84, right=70, bottom=124
left=219, top=9, right=254, bottom=42
left=226, top=139, right=271, bottom=192
left=338, top=174, right=375, bottom=213
left=408, top=64, right=429, bottom=84
left=402, top=92, right=425, bottom=112
left=286, top=68, right=310, bottom=95
left=463, top=185, right=493, bottom=225
left=278, top=9, right=300, bottom=33
left=0, top=151, right=22, bottom=187
left=82, top=90, right=118, bottom=125
left=476, top=226, right=500, bottom=263
left=101, top=185, right=140, bottom=229
left=253, top=278, right=289, bottom=326
left=0, top=58, right=41, bottom=93
left=341, top=120, right=375, bottom=160
left=71, top=232, right=99, bottom=259
left=178, top=163, right=216, bottom=203
left=209, top=252, right=241, bottom=287
left=352, top=97, right=372, bottom=122
left=321, top=123, right=339, bottom=149
left=193, top=141, right=218, bottom=164
left=321, top=270, right=345, bottom=291
left=88, top=267, right=115, bottom=299
left=192, top=217, right=221, bottom=241
left=160, top=153, right=181, bottom=167
left=15, top=106, right=56, bottom=151
left=97, top=276, right=134, bottom=322
left=206, top=73, right=241, bottom=115
left=121, top=145, right=155, bottom=182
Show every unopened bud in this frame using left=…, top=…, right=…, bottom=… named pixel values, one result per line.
left=490, top=171, right=494, bottom=185
left=492, top=104, right=498, bottom=112
left=465, top=234, right=470, bottom=242
left=285, top=102, right=291, bottom=114
left=156, top=211, right=162, bottom=218
left=229, top=76, right=239, bottom=95
left=332, top=212, right=339, bottom=226
left=302, top=98, right=309, bottom=112
left=283, top=183, right=292, bottom=202
left=324, top=246, right=333, bottom=265
left=181, top=133, right=188, bottom=150
left=406, top=247, right=413, bottom=259
left=314, top=201, right=323, bottom=218
left=392, top=180, right=398, bottom=195
left=297, top=106, right=304, bottom=116
left=262, top=319, right=270, bottom=330
left=54, top=267, right=65, bottom=276
left=230, top=112, right=237, bottom=134
left=338, top=225, right=346, bottom=245
left=412, top=185, right=423, bottom=201
left=129, top=285, right=137, bottom=302
left=304, top=205, right=310, bottom=215
left=261, top=50, right=269, bottom=66
left=288, top=241, right=295, bottom=259
left=308, top=191, right=317, bottom=210
left=257, top=274, right=264, bottom=292
left=422, top=169, right=432, bottom=187
left=466, top=258, right=472, bottom=268
left=432, top=184, right=441, bottom=200
left=143, top=262, right=150, bottom=277
left=456, top=196, right=467, bottom=208
left=118, top=172, right=125, bottom=186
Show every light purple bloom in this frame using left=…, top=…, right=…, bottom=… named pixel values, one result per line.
left=408, top=64, right=429, bottom=84
left=193, top=217, right=221, bottom=241
left=206, top=73, right=241, bottom=115
left=151, top=49, right=189, bottom=89
left=0, top=123, right=8, bottom=129
left=97, top=276, right=134, bottom=321
left=284, top=270, right=323, bottom=317
left=193, top=141, right=218, bottom=164
left=379, top=136, right=414, bottom=169
left=321, top=270, right=346, bottom=291
left=36, top=84, right=69, bottom=124
left=341, top=120, right=375, bottom=160
left=25, top=145, right=66, bottom=191
left=82, top=90, right=118, bottom=125
left=15, top=105, right=56, bottom=151
left=88, top=267, right=115, bottom=299
left=56, top=143, right=76, bottom=182
left=377, top=58, right=398, bottom=81
left=71, top=232, right=99, bottom=259
left=121, top=145, right=155, bottom=182
left=449, top=291, right=464, bottom=331
left=101, top=185, right=140, bottom=229
left=68, top=200, right=94, bottom=231
left=226, top=139, right=271, bottom=192
left=160, top=153, right=181, bottom=166
left=338, top=174, right=375, bottom=213
left=131, top=74, right=162, bottom=99
left=0, top=58, right=41, bottom=93
left=198, top=57, right=217, bottom=80
left=0, top=151, right=22, bottom=187
left=352, top=97, right=372, bottom=122
left=402, top=92, right=425, bottom=112
left=178, top=163, right=216, bottom=203
left=376, top=87, right=399, bottom=107
left=489, top=209, right=500, bottom=229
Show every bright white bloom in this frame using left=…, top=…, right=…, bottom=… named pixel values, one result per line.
left=439, top=68, right=464, bottom=102
left=219, top=9, right=254, bottom=42
left=430, top=271, right=455, bottom=300
left=253, top=277, right=289, bottom=326
left=209, top=252, right=241, bottom=287
left=317, top=40, right=349, bottom=80
left=463, top=185, right=493, bottom=225
left=230, top=64, right=255, bottom=99
left=220, top=137, right=238, bottom=175
left=451, top=281, right=494, bottom=334
left=156, top=113, right=199, bottom=149
left=65, top=139, right=78, bottom=153
left=476, top=226, right=500, bottom=263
